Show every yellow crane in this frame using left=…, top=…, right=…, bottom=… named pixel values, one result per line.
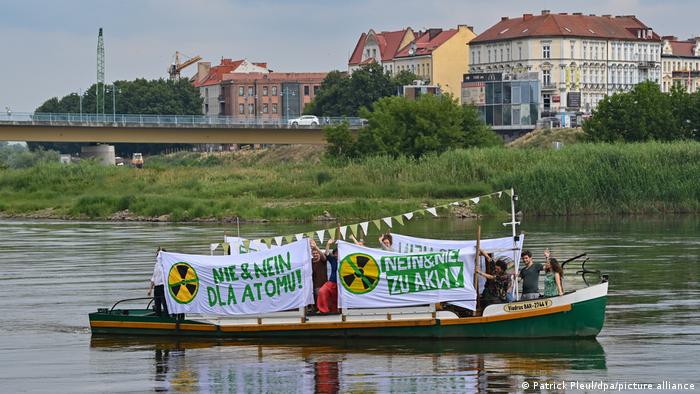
left=168, top=51, right=202, bottom=80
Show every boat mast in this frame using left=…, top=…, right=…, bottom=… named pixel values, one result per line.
left=502, top=187, right=520, bottom=299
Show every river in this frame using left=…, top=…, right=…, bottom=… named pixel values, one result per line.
left=1, top=216, right=698, bottom=393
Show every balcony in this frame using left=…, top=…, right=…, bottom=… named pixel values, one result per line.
left=541, top=83, right=557, bottom=91
left=638, top=61, right=655, bottom=69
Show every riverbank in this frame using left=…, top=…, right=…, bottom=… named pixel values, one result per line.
left=0, top=141, right=698, bottom=222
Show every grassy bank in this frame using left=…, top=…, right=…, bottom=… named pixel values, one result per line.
left=0, top=142, right=698, bottom=221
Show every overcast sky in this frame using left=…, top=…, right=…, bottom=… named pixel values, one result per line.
left=1, top=0, right=698, bottom=111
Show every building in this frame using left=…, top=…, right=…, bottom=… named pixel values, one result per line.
left=219, top=72, right=327, bottom=120
left=349, top=25, right=477, bottom=102
left=192, top=59, right=269, bottom=116
left=469, top=11, right=662, bottom=124
left=348, top=28, right=415, bottom=75
left=661, top=36, right=700, bottom=93
left=462, top=72, right=540, bottom=137
left=403, top=81, right=441, bottom=100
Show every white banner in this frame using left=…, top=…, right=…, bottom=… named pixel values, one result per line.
left=391, top=233, right=525, bottom=300
left=337, top=241, right=478, bottom=310
left=158, top=239, right=313, bottom=315
left=224, top=236, right=273, bottom=255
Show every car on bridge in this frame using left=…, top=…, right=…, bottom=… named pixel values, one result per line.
left=287, top=115, right=319, bottom=127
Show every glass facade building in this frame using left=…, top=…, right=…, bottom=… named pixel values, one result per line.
left=462, top=73, right=540, bottom=129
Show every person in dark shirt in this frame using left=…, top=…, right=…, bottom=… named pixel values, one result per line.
left=310, top=240, right=328, bottom=299
left=518, top=249, right=545, bottom=300
left=317, top=239, right=339, bottom=313
left=477, top=259, right=511, bottom=308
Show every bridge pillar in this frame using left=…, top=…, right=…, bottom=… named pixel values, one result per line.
left=81, top=145, right=115, bottom=166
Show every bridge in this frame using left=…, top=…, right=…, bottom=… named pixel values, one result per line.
left=0, top=113, right=366, bottom=145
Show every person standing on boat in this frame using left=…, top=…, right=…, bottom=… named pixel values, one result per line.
left=148, top=247, right=168, bottom=317
left=317, top=239, right=339, bottom=314
left=543, top=258, right=565, bottom=297
left=476, top=259, right=511, bottom=308
left=518, top=250, right=544, bottom=300
left=378, top=232, right=393, bottom=251
left=310, top=240, right=328, bottom=303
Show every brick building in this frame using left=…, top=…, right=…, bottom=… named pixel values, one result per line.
left=192, top=58, right=269, bottom=116
left=219, top=72, right=327, bottom=120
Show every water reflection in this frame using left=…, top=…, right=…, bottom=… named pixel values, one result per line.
left=90, top=337, right=605, bottom=393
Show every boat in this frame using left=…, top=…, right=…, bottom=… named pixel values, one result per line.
left=89, top=278, right=608, bottom=339
left=89, top=190, right=609, bottom=339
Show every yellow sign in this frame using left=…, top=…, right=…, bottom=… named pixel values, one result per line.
left=339, top=253, right=380, bottom=294
left=503, top=299, right=553, bottom=313
left=168, top=262, right=200, bottom=304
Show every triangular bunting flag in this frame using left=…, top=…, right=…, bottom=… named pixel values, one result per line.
left=274, top=236, right=283, bottom=246
left=243, top=239, right=251, bottom=252
left=426, top=207, right=438, bottom=216
left=284, top=234, right=294, bottom=244
left=505, top=189, right=513, bottom=197
left=403, top=212, right=413, bottom=221
left=349, top=224, right=358, bottom=237
left=393, top=215, right=404, bottom=226
left=415, top=209, right=426, bottom=217
left=382, top=217, right=393, bottom=228
left=360, top=222, right=369, bottom=236
left=497, top=191, right=503, bottom=198
left=210, top=243, right=220, bottom=253
left=262, top=238, right=272, bottom=247
left=339, top=226, right=348, bottom=240
left=222, top=242, right=230, bottom=255
left=470, top=197, right=480, bottom=204
left=305, top=232, right=315, bottom=240
left=316, top=229, right=326, bottom=243
left=449, top=201, right=460, bottom=206
left=373, top=219, right=382, bottom=230
left=295, top=233, right=304, bottom=241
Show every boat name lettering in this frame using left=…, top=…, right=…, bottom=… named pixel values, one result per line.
left=503, top=299, right=553, bottom=312
left=380, top=251, right=464, bottom=295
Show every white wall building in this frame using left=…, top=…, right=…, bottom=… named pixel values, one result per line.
left=661, top=36, right=700, bottom=93
left=469, top=11, right=662, bottom=118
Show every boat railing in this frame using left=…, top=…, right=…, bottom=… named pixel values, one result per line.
left=103, top=297, right=155, bottom=314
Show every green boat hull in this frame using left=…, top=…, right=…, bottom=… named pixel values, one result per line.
left=90, top=292, right=607, bottom=339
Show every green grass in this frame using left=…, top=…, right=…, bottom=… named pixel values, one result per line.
left=0, top=142, right=698, bottom=221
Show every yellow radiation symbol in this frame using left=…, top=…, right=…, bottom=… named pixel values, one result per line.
left=339, top=253, right=380, bottom=294
left=168, top=262, right=199, bottom=304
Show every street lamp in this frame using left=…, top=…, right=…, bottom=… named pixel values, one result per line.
left=105, top=84, right=121, bottom=122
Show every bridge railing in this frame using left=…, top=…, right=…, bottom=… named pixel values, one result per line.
left=0, top=112, right=368, bottom=128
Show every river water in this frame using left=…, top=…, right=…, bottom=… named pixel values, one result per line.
left=1, top=216, right=698, bottom=393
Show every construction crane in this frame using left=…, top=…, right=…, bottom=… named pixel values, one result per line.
left=168, top=51, right=202, bottom=80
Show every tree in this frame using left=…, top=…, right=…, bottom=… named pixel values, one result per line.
left=305, top=64, right=420, bottom=116
left=325, top=94, right=501, bottom=158
left=583, top=81, right=686, bottom=142
left=29, top=78, right=203, bottom=155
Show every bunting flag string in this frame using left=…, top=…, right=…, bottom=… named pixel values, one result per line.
left=232, top=189, right=511, bottom=248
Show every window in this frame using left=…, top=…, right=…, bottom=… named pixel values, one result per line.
left=248, top=86, right=254, bottom=96
left=304, top=85, right=310, bottom=96
left=518, top=46, right=522, bottom=60
left=238, top=86, right=244, bottom=96
left=543, top=94, right=551, bottom=110
left=314, top=85, right=320, bottom=95
left=238, top=104, right=244, bottom=114
left=263, top=103, right=269, bottom=113
left=272, top=103, right=278, bottom=114
left=488, top=49, right=491, bottom=62
left=500, top=48, right=503, bottom=62
left=263, top=86, right=268, bottom=96
left=543, top=69, right=551, bottom=86
left=542, top=43, right=550, bottom=59
left=272, top=86, right=277, bottom=96
left=570, top=42, right=575, bottom=59
left=205, top=87, right=209, bottom=97
left=506, top=48, right=510, bottom=61
left=248, top=103, right=254, bottom=114
left=472, top=51, right=475, bottom=63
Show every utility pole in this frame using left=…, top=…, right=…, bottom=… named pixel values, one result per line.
left=96, top=28, right=105, bottom=118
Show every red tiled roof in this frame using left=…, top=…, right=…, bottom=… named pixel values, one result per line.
left=472, top=13, right=661, bottom=43
left=193, top=59, right=245, bottom=87
left=394, top=28, right=458, bottom=58
left=668, top=40, right=696, bottom=57
left=222, top=72, right=328, bottom=84
left=348, top=29, right=411, bottom=65
left=359, top=57, right=377, bottom=65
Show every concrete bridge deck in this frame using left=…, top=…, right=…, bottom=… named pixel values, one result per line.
left=0, top=113, right=365, bottom=144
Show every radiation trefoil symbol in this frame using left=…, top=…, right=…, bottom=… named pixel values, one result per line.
left=339, top=253, right=380, bottom=294
left=168, top=262, right=199, bottom=304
